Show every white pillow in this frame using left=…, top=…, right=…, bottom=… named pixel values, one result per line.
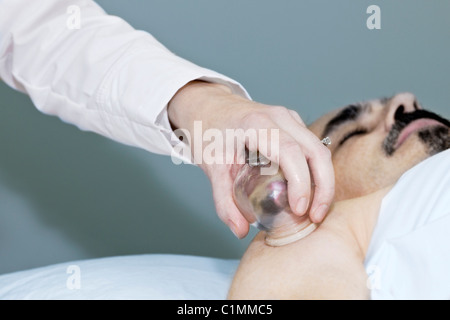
left=0, top=254, right=239, bottom=300
left=365, top=149, right=450, bottom=299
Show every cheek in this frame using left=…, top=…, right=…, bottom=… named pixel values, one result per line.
left=332, top=140, right=386, bottom=199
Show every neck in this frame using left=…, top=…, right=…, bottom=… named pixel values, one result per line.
left=322, top=186, right=393, bottom=261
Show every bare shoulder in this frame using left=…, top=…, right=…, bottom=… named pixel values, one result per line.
left=228, top=226, right=369, bottom=300
left=228, top=186, right=393, bottom=300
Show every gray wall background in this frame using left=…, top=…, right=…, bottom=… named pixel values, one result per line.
left=0, top=0, right=449, bottom=274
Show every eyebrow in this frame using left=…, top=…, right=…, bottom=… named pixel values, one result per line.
left=322, top=104, right=363, bottom=138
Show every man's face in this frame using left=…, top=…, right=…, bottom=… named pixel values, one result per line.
left=309, top=92, right=450, bottom=200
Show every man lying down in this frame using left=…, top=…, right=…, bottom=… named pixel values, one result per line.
left=228, top=92, right=450, bottom=300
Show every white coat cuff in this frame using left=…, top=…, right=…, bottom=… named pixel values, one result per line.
left=96, top=51, right=251, bottom=165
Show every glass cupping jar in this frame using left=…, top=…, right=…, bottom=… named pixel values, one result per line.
left=232, top=157, right=317, bottom=247
left=233, top=137, right=330, bottom=246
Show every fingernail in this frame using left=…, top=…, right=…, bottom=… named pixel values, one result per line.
left=228, top=220, right=240, bottom=239
left=295, top=197, right=309, bottom=215
left=313, top=204, right=329, bottom=222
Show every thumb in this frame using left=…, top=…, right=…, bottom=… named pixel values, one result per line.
left=210, top=173, right=250, bottom=239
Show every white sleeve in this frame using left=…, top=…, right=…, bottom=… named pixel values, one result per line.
left=0, top=0, right=250, bottom=162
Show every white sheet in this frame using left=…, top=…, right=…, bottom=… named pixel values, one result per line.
left=0, top=254, right=239, bottom=300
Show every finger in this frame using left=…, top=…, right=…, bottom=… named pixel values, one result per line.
left=210, top=171, right=250, bottom=239
left=277, top=122, right=335, bottom=222
left=276, top=135, right=312, bottom=216
left=270, top=115, right=335, bottom=222
left=305, top=145, right=335, bottom=223
left=256, top=129, right=313, bottom=216
left=288, top=109, right=307, bottom=128
left=266, top=106, right=307, bottom=128
left=241, top=112, right=313, bottom=216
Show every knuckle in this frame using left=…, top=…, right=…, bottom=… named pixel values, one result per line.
left=289, top=110, right=306, bottom=125
left=280, top=135, right=302, bottom=154
left=268, top=106, right=290, bottom=119
left=315, top=188, right=335, bottom=206
left=316, top=180, right=335, bottom=196
left=316, top=144, right=332, bottom=160
left=241, top=111, right=271, bottom=129
left=271, top=105, right=289, bottom=114
left=313, top=172, right=335, bottom=200
left=288, top=109, right=299, bottom=118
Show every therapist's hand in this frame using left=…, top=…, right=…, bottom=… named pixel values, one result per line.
left=168, top=81, right=334, bottom=239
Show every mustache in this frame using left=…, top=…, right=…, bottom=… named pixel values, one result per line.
left=383, top=107, right=450, bottom=155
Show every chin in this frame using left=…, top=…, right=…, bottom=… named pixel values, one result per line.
left=377, top=137, right=446, bottom=193
left=418, top=126, right=450, bottom=155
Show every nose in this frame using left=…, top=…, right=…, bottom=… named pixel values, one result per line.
left=384, top=92, right=421, bottom=131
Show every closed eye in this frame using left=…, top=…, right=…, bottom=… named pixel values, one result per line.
left=339, top=129, right=367, bottom=146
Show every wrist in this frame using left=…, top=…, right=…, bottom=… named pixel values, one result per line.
left=168, top=80, right=234, bottom=131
